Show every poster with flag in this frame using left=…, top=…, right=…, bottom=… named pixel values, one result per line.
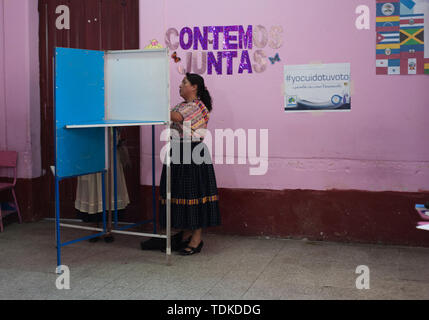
left=376, top=0, right=429, bottom=75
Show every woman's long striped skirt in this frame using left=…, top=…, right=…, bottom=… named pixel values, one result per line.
left=159, top=140, right=221, bottom=230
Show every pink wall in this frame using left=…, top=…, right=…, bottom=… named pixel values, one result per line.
left=0, top=0, right=41, bottom=179
left=0, top=1, right=5, bottom=150
left=140, top=0, right=429, bottom=192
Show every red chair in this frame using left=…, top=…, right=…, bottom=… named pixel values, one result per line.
left=0, top=151, right=22, bottom=232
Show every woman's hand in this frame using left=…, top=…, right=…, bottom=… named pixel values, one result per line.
left=171, top=111, right=184, bottom=123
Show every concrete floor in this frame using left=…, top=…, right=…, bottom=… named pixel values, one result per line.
left=0, top=220, right=428, bottom=300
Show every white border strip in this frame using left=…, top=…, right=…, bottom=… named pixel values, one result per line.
left=107, top=49, right=167, bottom=54
left=66, top=121, right=166, bottom=129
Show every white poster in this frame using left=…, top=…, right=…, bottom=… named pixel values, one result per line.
left=284, top=63, right=351, bottom=112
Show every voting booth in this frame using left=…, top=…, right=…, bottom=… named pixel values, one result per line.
left=54, top=47, right=172, bottom=271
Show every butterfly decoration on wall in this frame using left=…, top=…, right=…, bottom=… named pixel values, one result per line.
left=269, top=53, right=280, bottom=65
left=144, top=39, right=164, bottom=49
left=171, top=51, right=181, bottom=63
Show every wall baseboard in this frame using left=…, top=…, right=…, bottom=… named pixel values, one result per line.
left=8, top=178, right=429, bottom=247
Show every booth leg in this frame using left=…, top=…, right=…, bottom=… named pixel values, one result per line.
left=152, top=125, right=157, bottom=234
left=166, top=125, right=171, bottom=264
left=55, top=177, right=62, bottom=273
left=102, top=171, right=107, bottom=233
left=113, top=127, right=118, bottom=229
left=105, top=127, right=114, bottom=242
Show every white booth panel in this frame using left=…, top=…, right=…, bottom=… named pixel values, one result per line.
left=105, top=49, right=170, bottom=122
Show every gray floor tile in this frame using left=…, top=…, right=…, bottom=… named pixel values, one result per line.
left=1, top=221, right=429, bottom=300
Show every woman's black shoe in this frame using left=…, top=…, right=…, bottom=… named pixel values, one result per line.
left=179, top=240, right=204, bottom=255
left=161, top=236, right=191, bottom=252
left=141, top=232, right=184, bottom=251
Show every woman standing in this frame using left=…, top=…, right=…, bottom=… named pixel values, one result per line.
left=159, top=73, right=221, bottom=255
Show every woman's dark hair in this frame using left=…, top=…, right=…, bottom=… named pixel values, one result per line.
left=186, top=73, right=212, bottom=112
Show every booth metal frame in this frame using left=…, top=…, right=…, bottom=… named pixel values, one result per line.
left=53, top=48, right=172, bottom=273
